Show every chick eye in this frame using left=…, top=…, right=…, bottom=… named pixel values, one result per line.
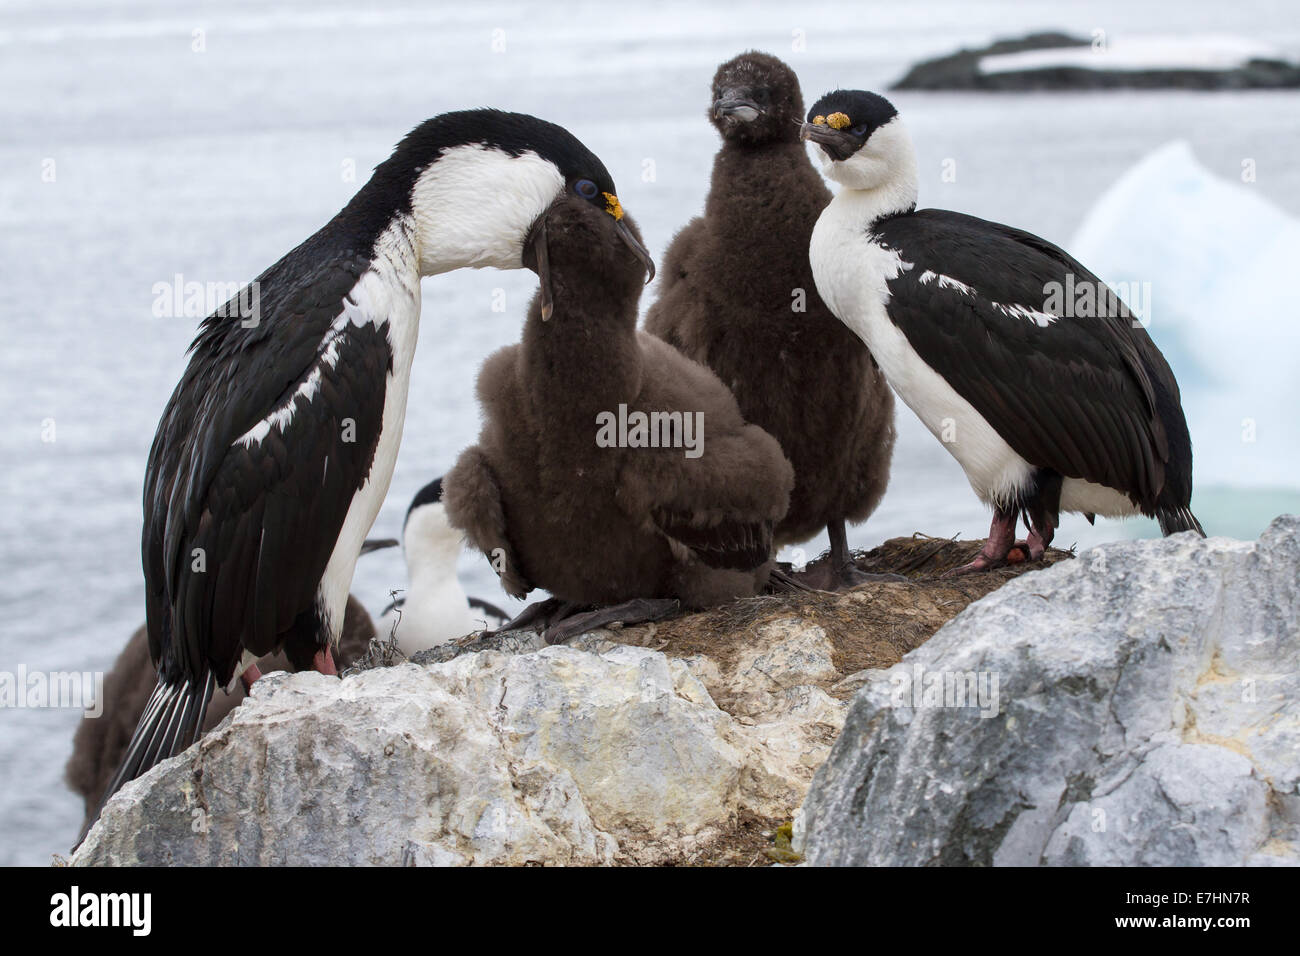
left=851, top=124, right=870, bottom=137
left=753, top=89, right=770, bottom=105
left=574, top=179, right=599, bottom=199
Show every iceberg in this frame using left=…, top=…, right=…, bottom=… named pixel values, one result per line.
left=1070, top=140, right=1300, bottom=493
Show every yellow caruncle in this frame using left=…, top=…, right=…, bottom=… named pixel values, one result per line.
left=826, top=112, right=851, bottom=130
left=602, top=191, right=624, bottom=221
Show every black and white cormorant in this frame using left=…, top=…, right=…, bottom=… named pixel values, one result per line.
left=375, top=477, right=509, bottom=651
left=90, top=110, right=650, bottom=835
left=801, top=90, right=1204, bottom=573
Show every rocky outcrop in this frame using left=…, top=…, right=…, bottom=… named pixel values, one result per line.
left=75, top=522, right=1299, bottom=867
left=71, top=627, right=846, bottom=865
left=72, top=536, right=1057, bottom=866
left=794, top=517, right=1300, bottom=867
left=893, top=32, right=1300, bottom=91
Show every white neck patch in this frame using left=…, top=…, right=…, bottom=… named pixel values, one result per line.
left=815, top=115, right=919, bottom=217
left=403, top=500, right=463, bottom=574
left=408, top=144, right=565, bottom=276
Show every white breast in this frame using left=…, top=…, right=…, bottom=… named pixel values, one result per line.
left=316, top=218, right=422, bottom=638
left=378, top=501, right=480, bottom=653
left=810, top=194, right=1034, bottom=508
left=379, top=580, right=478, bottom=654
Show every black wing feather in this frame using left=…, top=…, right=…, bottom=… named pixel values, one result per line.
left=875, top=209, right=1174, bottom=508
left=143, top=249, right=389, bottom=686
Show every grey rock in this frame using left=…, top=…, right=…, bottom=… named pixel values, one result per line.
left=73, top=623, right=848, bottom=865
left=796, top=516, right=1300, bottom=867
left=892, top=32, right=1300, bottom=91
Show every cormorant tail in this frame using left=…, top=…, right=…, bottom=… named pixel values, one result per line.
left=74, top=668, right=216, bottom=849
left=1157, top=506, right=1206, bottom=537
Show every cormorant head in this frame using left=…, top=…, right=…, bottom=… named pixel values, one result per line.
left=709, top=51, right=804, bottom=145
left=801, top=90, right=916, bottom=195
left=368, top=110, right=641, bottom=281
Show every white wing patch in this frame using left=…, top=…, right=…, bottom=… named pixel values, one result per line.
left=234, top=218, right=419, bottom=450
left=917, top=269, right=975, bottom=296
left=916, top=267, right=1058, bottom=328
left=235, top=333, right=345, bottom=448
left=991, top=302, right=1058, bottom=327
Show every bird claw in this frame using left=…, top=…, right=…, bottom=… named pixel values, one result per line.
left=542, top=598, right=680, bottom=645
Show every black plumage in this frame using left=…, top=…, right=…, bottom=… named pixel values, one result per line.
left=871, top=210, right=1194, bottom=526
left=801, top=89, right=1203, bottom=572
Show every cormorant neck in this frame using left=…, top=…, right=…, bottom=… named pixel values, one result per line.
left=823, top=118, right=919, bottom=223
left=403, top=509, right=462, bottom=580
left=831, top=174, right=918, bottom=229
left=330, top=144, right=564, bottom=279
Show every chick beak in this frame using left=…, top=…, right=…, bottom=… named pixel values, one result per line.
left=526, top=216, right=555, bottom=321
left=615, top=218, right=655, bottom=284
left=711, top=90, right=760, bottom=122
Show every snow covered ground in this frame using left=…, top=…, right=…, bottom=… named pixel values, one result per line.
left=1, top=0, right=1299, bottom=865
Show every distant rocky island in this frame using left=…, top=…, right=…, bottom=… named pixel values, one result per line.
left=893, top=31, right=1300, bottom=91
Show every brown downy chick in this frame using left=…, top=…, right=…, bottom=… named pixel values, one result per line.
left=444, top=194, right=794, bottom=642
left=645, top=51, right=897, bottom=588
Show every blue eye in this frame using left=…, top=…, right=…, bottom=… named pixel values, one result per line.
left=852, top=124, right=870, bottom=137
left=574, top=179, right=599, bottom=199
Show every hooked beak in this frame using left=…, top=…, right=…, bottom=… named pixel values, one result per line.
left=711, top=90, right=760, bottom=122
left=360, top=537, right=400, bottom=555
left=526, top=199, right=656, bottom=322
left=526, top=215, right=555, bottom=320
left=615, top=217, right=655, bottom=285
left=800, top=122, right=856, bottom=161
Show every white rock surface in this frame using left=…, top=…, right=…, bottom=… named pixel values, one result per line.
left=74, top=623, right=847, bottom=865
left=794, top=516, right=1300, bottom=866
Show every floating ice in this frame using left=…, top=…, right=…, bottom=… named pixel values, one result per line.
left=1070, top=140, right=1300, bottom=490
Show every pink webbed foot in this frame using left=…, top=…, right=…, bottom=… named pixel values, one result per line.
left=944, top=509, right=1019, bottom=577
left=239, top=663, right=263, bottom=692
left=312, top=648, right=338, bottom=676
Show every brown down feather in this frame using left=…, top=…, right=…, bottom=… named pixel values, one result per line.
left=443, top=195, right=794, bottom=612
left=645, top=51, right=896, bottom=546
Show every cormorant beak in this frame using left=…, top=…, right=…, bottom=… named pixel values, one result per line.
left=360, top=537, right=399, bottom=555
left=615, top=217, right=656, bottom=285
left=711, top=90, right=760, bottom=122
left=800, top=122, right=856, bottom=161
